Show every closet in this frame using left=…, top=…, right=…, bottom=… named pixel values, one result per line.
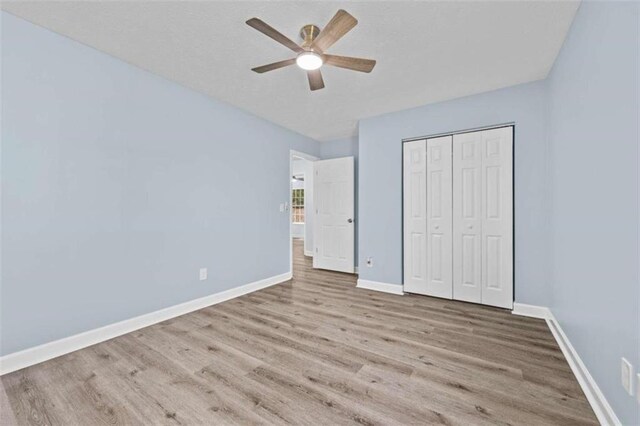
left=402, top=126, right=513, bottom=309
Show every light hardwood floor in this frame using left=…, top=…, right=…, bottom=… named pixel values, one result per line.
left=2, top=240, right=597, bottom=425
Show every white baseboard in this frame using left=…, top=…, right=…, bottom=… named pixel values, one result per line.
left=513, top=303, right=620, bottom=426
left=511, top=302, right=552, bottom=319
left=304, top=250, right=313, bottom=257
left=0, top=271, right=292, bottom=376
left=546, top=313, right=621, bottom=426
left=356, top=279, right=404, bottom=295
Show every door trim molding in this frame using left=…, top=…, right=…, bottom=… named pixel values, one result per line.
left=401, top=122, right=515, bottom=143
left=513, top=304, right=621, bottom=426
left=356, top=279, right=404, bottom=295
left=0, top=271, right=292, bottom=376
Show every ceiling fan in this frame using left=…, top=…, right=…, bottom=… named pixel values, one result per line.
left=246, top=10, right=376, bottom=91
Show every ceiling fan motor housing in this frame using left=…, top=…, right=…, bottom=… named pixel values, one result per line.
left=300, top=25, right=321, bottom=49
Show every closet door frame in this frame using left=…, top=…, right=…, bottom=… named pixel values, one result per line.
left=401, top=124, right=515, bottom=308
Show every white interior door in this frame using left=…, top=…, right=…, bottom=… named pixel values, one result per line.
left=403, top=140, right=428, bottom=293
left=480, top=127, right=513, bottom=309
left=453, top=132, right=482, bottom=303
left=425, top=136, right=453, bottom=298
left=313, top=157, right=355, bottom=273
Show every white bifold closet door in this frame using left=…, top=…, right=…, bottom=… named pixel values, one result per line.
left=452, top=131, right=483, bottom=303
left=404, top=127, right=513, bottom=309
left=476, top=127, right=513, bottom=308
left=403, top=136, right=452, bottom=298
left=403, top=140, right=427, bottom=294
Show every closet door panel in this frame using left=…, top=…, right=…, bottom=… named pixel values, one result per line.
left=425, top=136, right=453, bottom=298
left=403, top=140, right=427, bottom=293
left=453, top=132, right=482, bottom=303
left=481, top=127, right=513, bottom=309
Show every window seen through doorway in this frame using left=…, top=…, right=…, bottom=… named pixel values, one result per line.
left=292, top=187, right=304, bottom=224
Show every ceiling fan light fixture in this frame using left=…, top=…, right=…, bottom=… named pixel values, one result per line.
left=247, top=10, right=375, bottom=90
left=296, top=51, right=323, bottom=71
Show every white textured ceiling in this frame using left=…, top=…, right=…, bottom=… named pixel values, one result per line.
left=1, top=1, right=579, bottom=141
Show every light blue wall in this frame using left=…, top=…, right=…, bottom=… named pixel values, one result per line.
left=0, top=12, right=319, bottom=356
left=320, top=136, right=359, bottom=160
left=358, top=81, right=550, bottom=304
left=321, top=136, right=359, bottom=267
left=547, top=2, right=639, bottom=424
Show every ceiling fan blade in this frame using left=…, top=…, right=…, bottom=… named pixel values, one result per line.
left=324, top=54, right=376, bottom=73
left=246, top=18, right=303, bottom=53
left=307, top=70, right=325, bottom=91
left=312, top=10, right=357, bottom=52
left=251, top=58, right=296, bottom=73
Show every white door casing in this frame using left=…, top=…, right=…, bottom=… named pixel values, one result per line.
left=403, top=140, right=428, bottom=293
left=453, top=131, right=482, bottom=303
left=480, top=127, right=513, bottom=309
left=313, top=157, right=355, bottom=273
left=425, top=136, right=453, bottom=298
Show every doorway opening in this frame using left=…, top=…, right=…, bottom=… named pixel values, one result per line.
left=289, top=150, right=318, bottom=273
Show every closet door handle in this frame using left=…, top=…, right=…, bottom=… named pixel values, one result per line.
left=347, top=218, right=353, bottom=223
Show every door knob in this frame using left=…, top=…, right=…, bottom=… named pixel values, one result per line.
left=347, top=218, right=353, bottom=223
left=434, top=225, right=440, bottom=230
left=467, top=225, right=473, bottom=229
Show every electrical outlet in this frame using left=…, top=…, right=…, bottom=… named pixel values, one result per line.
left=366, top=257, right=373, bottom=267
left=199, top=268, right=208, bottom=281
left=621, top=358, right=633, bottom=395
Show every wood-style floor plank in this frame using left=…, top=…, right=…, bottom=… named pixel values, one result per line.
left=0, top=375, right=19, bottom=426
left=1, top=240, right=598, bottom=425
